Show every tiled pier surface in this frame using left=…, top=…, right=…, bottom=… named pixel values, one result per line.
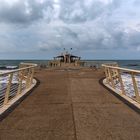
left=0, top=68, right=140, bottom=140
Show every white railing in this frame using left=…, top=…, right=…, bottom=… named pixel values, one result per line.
left=102, top=64, right=140, bottom=103
left=0, top=63, right=37, bottom=108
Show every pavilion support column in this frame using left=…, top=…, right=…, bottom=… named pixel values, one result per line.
left=69, top=56, right=71, bottom=63
left=64, top=55, right=66, bottom=63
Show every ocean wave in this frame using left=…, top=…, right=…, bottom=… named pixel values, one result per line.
left=115, top=73, right=140, bottom=97
left=0, top=65, right=18, bottom=70
left=0, top=72, right=26, bottom=84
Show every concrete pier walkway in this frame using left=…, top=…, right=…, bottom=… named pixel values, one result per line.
left=0, top=68, right=140, bottom=140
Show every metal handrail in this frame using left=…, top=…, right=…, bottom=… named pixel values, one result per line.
left=102, top=64, right=140, bottom=103
left=0, top=63, right=37, bottom=108
left=102, top=64, right=140, bottom=74
left=0, top=63, right=37, bottom=76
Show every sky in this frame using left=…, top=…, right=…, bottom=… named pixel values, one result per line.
left=0, top=0, right=140, bottom=60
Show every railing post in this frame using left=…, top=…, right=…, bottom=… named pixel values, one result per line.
left=17, top=70, right=24, bottom=95
left=29, top=68, right=35, bottom=86
left=107, top=68, right=110, bottom=84
left=117, top=69, right=125, bottom=95
left=4, top=73, right=13, bottom=105
left=104, top=67, right=109, bottom=84
left=0, top=77, right=2, bottom=91
left=131, top=72, right=140, bottom=102
left=108, top=68, right=115, bottom=88
left=26, top=68, right=31, bottom=89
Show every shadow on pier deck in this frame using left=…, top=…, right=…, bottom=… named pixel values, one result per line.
left=0, top=68, right=140, bottom=140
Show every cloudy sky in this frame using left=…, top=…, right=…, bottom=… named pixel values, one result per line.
left=0, top=0, right=140, bottom=59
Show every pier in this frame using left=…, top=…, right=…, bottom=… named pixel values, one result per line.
left=0, top=67, right=140, bottom=140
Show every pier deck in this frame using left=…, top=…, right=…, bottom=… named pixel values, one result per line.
left=0, top=68, right=140, bottom=140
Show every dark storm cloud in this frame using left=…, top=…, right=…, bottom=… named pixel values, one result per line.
left=0, top=0, right=122, bottom=24
left=0, top=0, right=53, bottom=23
left=59, top=0, right=110, bottom=23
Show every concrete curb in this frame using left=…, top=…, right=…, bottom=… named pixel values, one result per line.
left=99, top=77, right=140, bottom=114
left=0, top=78, right=40, bottom=121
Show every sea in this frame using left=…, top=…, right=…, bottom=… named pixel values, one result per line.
left=0, top=60, right=140, bottom=70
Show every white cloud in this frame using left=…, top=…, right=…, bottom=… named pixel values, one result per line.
left=99, top=0, right=112, bottom=5
left=2, top=0, right=19, bottom=6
